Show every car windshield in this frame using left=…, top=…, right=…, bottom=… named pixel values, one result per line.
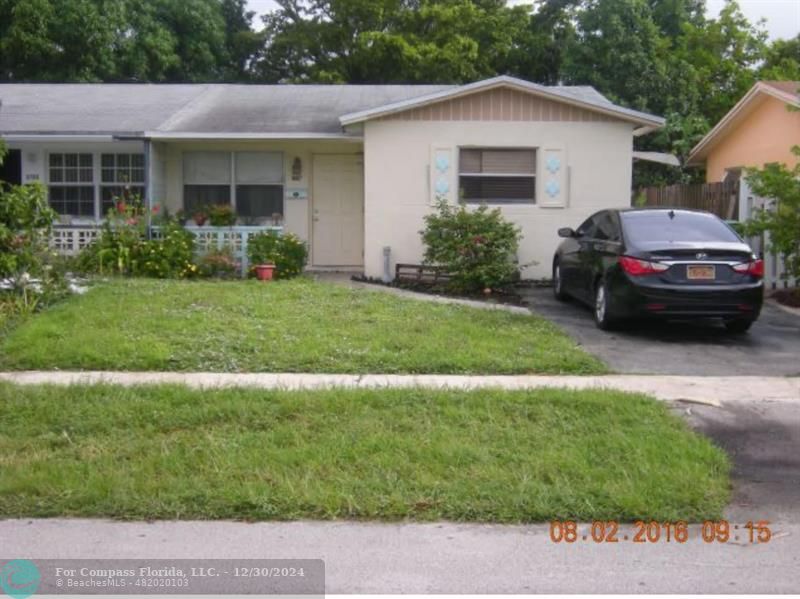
left=621, top=211, right=740, bottom=244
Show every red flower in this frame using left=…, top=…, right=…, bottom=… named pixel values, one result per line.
left=152, top=205, right=161, bottom=214
left=116, top=201, right=127, bottom=214
left=126, top=218, right=138, bottom=225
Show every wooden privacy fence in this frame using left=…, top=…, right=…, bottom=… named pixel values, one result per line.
left=637, top=180, right=740, bottom=220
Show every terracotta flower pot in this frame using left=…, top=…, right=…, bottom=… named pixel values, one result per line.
left=254, top=264, right=276, bottom=281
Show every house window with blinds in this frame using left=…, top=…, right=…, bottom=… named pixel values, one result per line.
left=183, top=152, right=284, bottom=220
left=183, top=152, right=232, bottom=214
left=459, top=148, right=536, bottom=204
left=234, top=152, right=284, bottom=218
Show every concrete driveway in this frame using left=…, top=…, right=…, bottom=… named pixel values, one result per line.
left=522, top=286, right=800, bottom=376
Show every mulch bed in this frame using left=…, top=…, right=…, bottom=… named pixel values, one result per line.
left=771, top=288, right=800, bottom=308
left=351, top=274, right=536, bottom=307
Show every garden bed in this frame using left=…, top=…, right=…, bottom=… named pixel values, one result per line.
left=772, top=287, right=800, bottom=308
left=0, top=383, right=730, bottom=522
left=351, top=274, right=535, bottom=307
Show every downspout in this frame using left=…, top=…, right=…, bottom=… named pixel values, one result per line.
left=144, top=138, right=153, bottom=240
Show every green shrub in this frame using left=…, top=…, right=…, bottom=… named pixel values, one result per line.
left=0, top=153, right=70, bottom=322
left=247, top=231, right=307, bottom=279
left=208, top=204, right=237, bottom=227
left=743, top=145, right=800, bottom=282
left=0, top=181, right=56, bottom=279
left=420, top=200, right=522, bottom=292
left=138, top=221, right=197, bottom=278
left=198, top=246, right=239, bottom=279
left=79, top=194, right=197, bottom=278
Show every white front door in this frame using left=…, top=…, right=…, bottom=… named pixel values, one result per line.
left=312, top=154, right=364, bottom=267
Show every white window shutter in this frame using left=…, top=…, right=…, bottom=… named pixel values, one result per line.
left=429, top=145, right=456, bottom=205
left=537, top=147, right=568, bottom=208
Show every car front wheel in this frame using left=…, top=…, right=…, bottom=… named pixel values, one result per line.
left=594, top=280, right=617, bottom=330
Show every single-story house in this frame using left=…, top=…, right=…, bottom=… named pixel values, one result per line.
left=687, top=80, right=800, bottom=183
left=0, top=76, right=664, bottom=279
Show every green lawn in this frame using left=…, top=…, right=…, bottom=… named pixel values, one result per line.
left=0, top=278, right=606, bottom=374
left=0, top=383, right=729, bottom=522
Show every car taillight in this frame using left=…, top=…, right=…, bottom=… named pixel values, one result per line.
left=732, top=259, right=764, bottom=278
left=618, top=256, right=669, bottom=276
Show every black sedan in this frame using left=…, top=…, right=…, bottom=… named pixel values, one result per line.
left=552, top=208, right=764, bottom=332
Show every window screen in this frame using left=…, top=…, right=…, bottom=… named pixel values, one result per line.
left=459, top=148, right=536, bottom=204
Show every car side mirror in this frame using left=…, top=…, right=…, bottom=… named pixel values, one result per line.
left=558, top=227, right=576, bottom=238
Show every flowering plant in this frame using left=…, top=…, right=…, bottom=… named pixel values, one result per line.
left=247, top=231, right=307, bottom=279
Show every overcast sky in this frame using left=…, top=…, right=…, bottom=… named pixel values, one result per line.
left=247, top=0, right=799, bottom=41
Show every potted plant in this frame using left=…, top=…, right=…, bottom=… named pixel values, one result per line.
left=209, top=204, right=237, bottom=227
left=175, top=209, right=188, bottom=226
left=192, top=210, right=208, bottom=226
left=254, top=262, right=276, bottom=281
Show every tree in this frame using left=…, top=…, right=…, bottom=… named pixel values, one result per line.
left=759, top=35, right=800, bottom=81
left=0, top=0, right=121, bottom=81
left=254, top=0, right=532, bottom=83
left=0, top=0, right=258, bottom=82
left=562, top=0, right=672, bottom=114
left=744, top=146, right=800, bottom=282
left=506, top=0, right=579, bottom=85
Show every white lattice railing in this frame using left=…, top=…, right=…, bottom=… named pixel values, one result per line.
left=50, top=226, right=102, bottom=255
left=153, top=225, right=283, bottom=275
left=51, top=224, right=283, bottom=275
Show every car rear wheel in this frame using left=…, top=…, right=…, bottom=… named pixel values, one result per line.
left=594, top=279, right=617, bottom=330
left=553, top=261, right=569, bottom=301
left=724, top=318, right=754, bottom=334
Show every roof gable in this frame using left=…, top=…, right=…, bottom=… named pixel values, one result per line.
left=688, top=81, right=800, bottom=165
left=374, top=86, right=615, bottom=123
left=339, top=76, right=665, bottom=128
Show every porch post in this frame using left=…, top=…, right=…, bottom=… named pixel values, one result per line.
left=144, top=138, right=153, bottom=240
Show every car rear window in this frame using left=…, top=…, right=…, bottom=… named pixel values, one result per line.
left=621, top=211, right=740, bottom=244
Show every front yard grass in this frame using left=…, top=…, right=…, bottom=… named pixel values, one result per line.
left=0, top=278, right=606, bottom=374
left=0, top=384, right=729, bottom=522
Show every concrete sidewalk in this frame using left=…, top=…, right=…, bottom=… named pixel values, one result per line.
left=1, top=519, right=797, bottom=593
left=1, top=371, right=798, bottom=405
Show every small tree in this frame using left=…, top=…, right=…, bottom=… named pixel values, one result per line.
left=0, top=142, right=56, bottom=281
left=743, top=146, right=800, bottom=282
left=420, top=200, right=522, bottom=292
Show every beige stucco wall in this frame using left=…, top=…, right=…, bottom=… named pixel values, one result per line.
left=158, top=140, right=362, bottom=244
left=705, top=96, right=800, bottom=182
left=363, top=119, right=634, bottom=280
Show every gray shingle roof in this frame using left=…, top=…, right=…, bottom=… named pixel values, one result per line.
left=0, top=79, right=661, bottom=137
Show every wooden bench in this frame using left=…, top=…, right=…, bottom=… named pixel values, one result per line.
left=395, top=263, right=451, bottom=283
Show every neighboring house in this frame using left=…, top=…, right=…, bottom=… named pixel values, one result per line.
left=0, top=76, right=663, bottom=279
left=687, top=81, right=800, bottom=183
